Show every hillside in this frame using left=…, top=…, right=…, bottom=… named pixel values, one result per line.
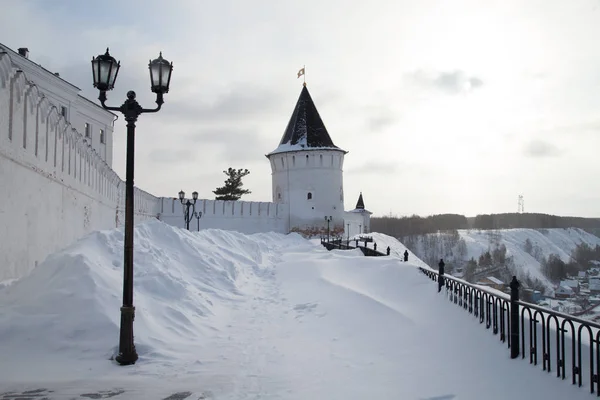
left=0, top=221, right=588, bottom=399
left=372, top=213, right=600, bottom=236
left=401, top=228, right=600, bottom=294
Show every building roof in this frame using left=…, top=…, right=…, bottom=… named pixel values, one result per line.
left=267, top=85, right=346, bottom=156
left=560, top=279, right=579, bottom=288
left=355, top=192, right=365, bottom=210
left=348, top=192, right=372, bottom=214
left=485, top=276, right=504, bottom=285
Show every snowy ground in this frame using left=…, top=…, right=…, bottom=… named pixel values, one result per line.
left=0, top=221, right=591, bottom=399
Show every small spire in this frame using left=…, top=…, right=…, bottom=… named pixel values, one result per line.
left=355, top=192, right=365, bottom=210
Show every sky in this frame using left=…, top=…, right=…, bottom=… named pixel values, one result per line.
left=1, top=0, right=600, bottom=218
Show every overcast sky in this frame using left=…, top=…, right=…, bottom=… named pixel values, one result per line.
left=2, top=0, right=600, bottom=218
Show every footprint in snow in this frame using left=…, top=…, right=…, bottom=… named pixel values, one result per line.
left=293, top=302, right=322, bottom=319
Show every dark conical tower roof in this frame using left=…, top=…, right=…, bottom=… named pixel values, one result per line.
left=355, top=192, right=365, bottom=210
left=268, top=85, right=345, bottom=156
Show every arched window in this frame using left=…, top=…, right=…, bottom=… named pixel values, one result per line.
left=292, top=155, right=295, bottom=166
left=306, top=154, right=309, bottom=165
left=319, top=154, right=323, bottom=165
left=307, top=192, right=312, bottom=200
left=281, top=157, right=284, bottom=167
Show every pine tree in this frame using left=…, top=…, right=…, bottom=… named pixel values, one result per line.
left=213, top=168, right=251, bottom=201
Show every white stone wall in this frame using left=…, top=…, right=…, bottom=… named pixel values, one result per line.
left=0, top=44, right=115, bottom=168
left=158, top=198, right=288, bottom=234
left=268, top=149, right=346, bottom=231
left=0, top=51, right=159, bottom=281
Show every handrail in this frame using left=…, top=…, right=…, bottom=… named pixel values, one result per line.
left=419, top=266, right=600, bottom=396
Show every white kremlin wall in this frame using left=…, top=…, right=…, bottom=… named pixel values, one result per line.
left=0, top=47, right=160, bottom=282
left=157, top=198, right=288, bottom=234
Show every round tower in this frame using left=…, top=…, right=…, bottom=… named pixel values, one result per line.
left=266, top=85, right=347, bottom=234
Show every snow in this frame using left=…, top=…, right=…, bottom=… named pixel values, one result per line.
left=412, top=228, right=600, bottom=293
left=267, top=142, right=345, bottom=156
left=0, top=220, right=591, bottom=399
left=484, top=276, right=504, bottom=285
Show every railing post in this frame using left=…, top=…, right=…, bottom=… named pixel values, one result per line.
left=510, top=276, right=520, bottom=359
left=438, top=259, right=445, bottom=293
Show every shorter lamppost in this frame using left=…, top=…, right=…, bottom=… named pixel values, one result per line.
left=324, top=216, right=332, bottom=242
left=194, top=211, right=203, bottom=231
left=178, top=190, right=198, bottom=230
left=91, top=47, right=173, bottom=366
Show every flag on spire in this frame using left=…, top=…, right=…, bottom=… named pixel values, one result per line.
left=297, top=67, right=305, bottom=78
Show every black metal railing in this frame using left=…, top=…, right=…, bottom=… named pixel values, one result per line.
left=320, top=237, right=389, bottom=257
left=419, top=266, right=600, bottom=395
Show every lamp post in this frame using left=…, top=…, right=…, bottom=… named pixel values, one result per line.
left=324, top=216, right=332, bottom=242
left=178, top=190, right=198, bottom=230
left=194, top=211, right=203, bottom=231
left=91, top=48, right=173, bottom=366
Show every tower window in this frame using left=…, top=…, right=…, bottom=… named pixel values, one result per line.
left=306, top=154, right=309, bottom=165
left=278, top=193, right=281, bottom=200
left=307, top=192, right=312, bottom=200
left=292, top=155, right=295, bottom=166
left=319, top=154, right=323, bottom=165
left=100, top=129, right=105, bottom=144
left=331, top=155, right=334, bottom=166
left=85, top=123, right=91, bottom=138
left=281, top=157, right=284, bottom=167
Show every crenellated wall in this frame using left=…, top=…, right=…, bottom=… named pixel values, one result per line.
left=0, top=51, right=160, bottom=281
left=157, top=198, right=288, bottom=234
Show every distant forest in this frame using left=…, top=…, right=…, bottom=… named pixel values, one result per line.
left=371, top=213, right=600, bottom=237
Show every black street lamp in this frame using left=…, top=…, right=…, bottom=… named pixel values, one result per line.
left=91, top=48, right=173, bottom=366
left=194, top=211, right=203, bottom=231
left=324, top=216, right=332, bottom=242
left=178, top=190, right=198, bottom=230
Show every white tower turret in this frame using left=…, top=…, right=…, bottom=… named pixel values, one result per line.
left=266, top=85, right=347, bottom=234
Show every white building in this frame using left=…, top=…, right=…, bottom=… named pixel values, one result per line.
left=589, top=277, right=600, bottom=293
left=1, top=45, right=116, bottom=167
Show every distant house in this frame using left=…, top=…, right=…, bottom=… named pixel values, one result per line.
left=578, top=271, right=587, bottom=280
left=589, top=277, right=600, bottom=293
left=560, top=279, right=580, bottom=294
left=476, top=276, right=505, bottom=291
left=555, top=285, right=574, bottom=299
left=522, top=288, right=544, bottom=303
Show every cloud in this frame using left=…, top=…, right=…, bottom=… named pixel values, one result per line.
left=160, top=85, right=287, bottom=124
left=148, top=148, right=195, bottom=164
left=524, top=139, right=562, bottom=157
left=346, top=161, right=399, bottom=175
left=407, top=69, right=484, bottom=95
left=185, top=127, right=271, bottom=163
left=366, top=110, right=396, bottom=132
